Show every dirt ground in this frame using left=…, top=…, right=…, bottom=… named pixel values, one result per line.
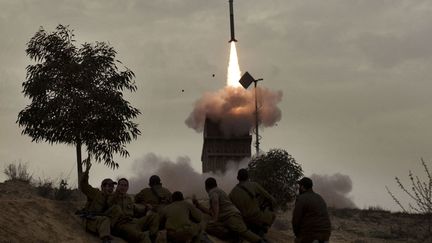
left=0, top=180, right=431, bottom=243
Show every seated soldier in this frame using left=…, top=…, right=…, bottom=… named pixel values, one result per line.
left=107, top=178, right=159, bottom=243
left=229, top=168, right=276, bottom=236
left=79, top=163, right=114, bottom=243
left=193, top=177, right=266, bottom=243
left=135, top=175, right=172, bottom=214
left=161, top=191, right=203, bottom=243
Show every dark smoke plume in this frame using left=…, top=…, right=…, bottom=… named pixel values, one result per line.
left=310, top=173, right=357, bottom=209
left=127, top=153, right=249, bottom=198
left=185, top=86, right=282, bottom=136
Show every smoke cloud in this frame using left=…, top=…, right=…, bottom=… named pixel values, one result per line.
left=185, top=86, right=282, bottom=136
left=310, top=173, right=357, bottom=209
left=127, top=153, right=249, bottom=198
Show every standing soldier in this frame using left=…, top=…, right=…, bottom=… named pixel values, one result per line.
left=135, top=175, right=172, bottom=213
left=292, top=177, right=331, bottom=243
left=79, top=163, right=114, bottom=243
left=229, top=168, right=276, bottom=236
left=160, top=191, right=203, bottom=243
left=193, top=177, right=266, bottom=243
left=107, top=178, right=159, bottom=243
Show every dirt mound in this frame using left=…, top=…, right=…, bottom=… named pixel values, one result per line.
left=0, top=180, right=98, bottom=243
left=0, top=180, right=430, bottom=243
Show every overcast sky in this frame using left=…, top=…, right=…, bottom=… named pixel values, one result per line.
left=1, top=0, right=431, bottom=210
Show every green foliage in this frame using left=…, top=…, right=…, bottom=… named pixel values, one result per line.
left=17, top=25, right=140, bottom=174
left=4, top=162, right=33, bottom=183
left=248, top=148, right=303, bottom=210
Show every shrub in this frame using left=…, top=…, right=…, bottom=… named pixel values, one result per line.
left=386, top=158, right=432, bottom=234
left=4, top=162, right=32, bottom=183
left=248, top=148, right=303, bottom=210
left=54, top=179, right=73, bottom=201
left=36, top=178, right=54, bottom=198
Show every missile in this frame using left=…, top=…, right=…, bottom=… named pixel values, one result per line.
left=228, top=0, right=237, bottom=42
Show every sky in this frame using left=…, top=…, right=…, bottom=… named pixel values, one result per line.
left=1, top=0, right=431, bottom=211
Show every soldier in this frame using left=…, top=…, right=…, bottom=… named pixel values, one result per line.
left=160, top=191, right=203, bottom=243
left=229, top=168, right=276, bottom=236
left=135, top=175, right=172, bottom=214
left=107, top=178, right=159, bottom=243
left=292, top=177, right=331, bottom=243
left=79, top=163, right=114, bottom=243
left=193, top=177, right=265, bottom=243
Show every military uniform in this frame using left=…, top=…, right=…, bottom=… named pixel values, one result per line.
left=161, top=200, right=203, bottom=243
left=292, top=190, right=331, bottom=243
left=79, top=172, right=111, bottom=239
left=206, top=187, right=262, bottom=243
left=107, top=192, right=159, bottom=243
left=229, top=181, right=276, bottom=233
left=135, top=185, right=172, bottom=213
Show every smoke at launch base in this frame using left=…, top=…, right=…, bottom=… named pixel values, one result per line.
left=126, top=153, right=357, bottom=209
left=127, top=153, right=249, bottom=198
left=185, top=42, right=283, bottom=136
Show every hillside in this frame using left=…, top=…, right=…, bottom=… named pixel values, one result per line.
left=0, top=180, right=430, bottom=243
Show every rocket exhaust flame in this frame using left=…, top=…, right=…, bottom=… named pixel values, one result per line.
left=227, top=42, right=241, bottom=87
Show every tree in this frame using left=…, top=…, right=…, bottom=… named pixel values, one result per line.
left=17, top=25, right=141, bottom=187
left=248, top=148, right=303, bottom=210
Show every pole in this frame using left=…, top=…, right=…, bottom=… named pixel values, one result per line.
left=254, top=81, right=259, bottom=155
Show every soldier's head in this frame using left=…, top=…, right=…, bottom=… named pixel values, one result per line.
left=297, top=177, right=313, bottom=194
left=237, top=168, right=249, bottom=182
left=171, top=191, right=184, bottom=202
left=101, top=178, right=117, bottom=194
left=116, top=178, right=129, bottom=194
left=149, top=175, right=161, bottom=187
left=205, top=177, right=217, bottom=192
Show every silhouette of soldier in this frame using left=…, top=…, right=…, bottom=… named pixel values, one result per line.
left=229, top=168, right=276, bottom=236
left=107, top=178, right=159, bottom=243
left=292, top=177, right=331, bottom=243
left=160, top=191, right=203, bottom=243
left=135, top=175, right=172, bottom=214
left=79, top=163, right=114, bottom=243
left=193, top=177, right=265, bottom=243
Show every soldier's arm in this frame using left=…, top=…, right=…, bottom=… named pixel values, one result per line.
left=209, top=194, right=219, bottom=221
left=133, top=202, right=150, bottom=217
left=192, top=196, right=211, bottom=216
left=256, top=183, right=277, bottom=207
left=189, top=203, right=202, bottom=223
left=79, top=166, right=98, bottom=199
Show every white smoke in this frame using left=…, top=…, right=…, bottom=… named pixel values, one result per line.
left=185, top=86, right=282, bottom=136
left=128, top=153, right=249, bottom=199
left=310, top=173, right=357, bottom=209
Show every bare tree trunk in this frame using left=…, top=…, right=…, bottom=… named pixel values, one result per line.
left=76, top=139, right=83, bottom=190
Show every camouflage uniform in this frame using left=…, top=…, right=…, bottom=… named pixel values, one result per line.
left=79, top=172, right=111, bottom=239
left=161, top=200, right=203, bottom=243
left=229, top=181, right=276, bottom=233
left=107, top=192, right=159, bottom=243
left=206, top=187, right=262, bottom=243
left=135, top=185, right=172, bottom=214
